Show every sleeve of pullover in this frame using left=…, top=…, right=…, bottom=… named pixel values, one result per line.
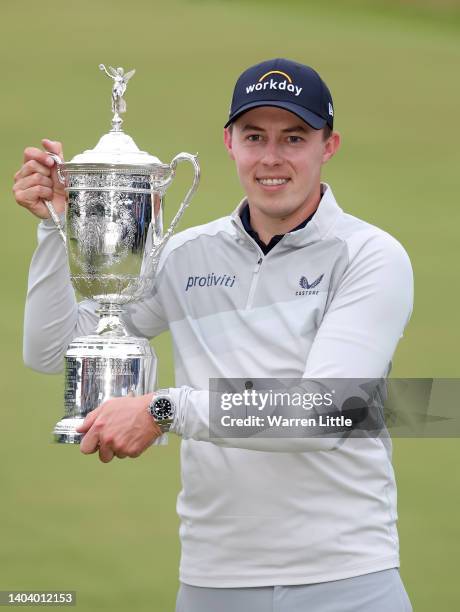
left=23, top=219, right=168, bottom=374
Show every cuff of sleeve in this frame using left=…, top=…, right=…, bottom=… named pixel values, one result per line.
left=40, top=212, right=66, bottom=229
left=169, top=386, right=190, bottom=437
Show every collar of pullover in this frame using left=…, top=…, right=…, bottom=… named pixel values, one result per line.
left=231, top=183, right=343, bottom=252
left=239, top=203, right=314, bottom=255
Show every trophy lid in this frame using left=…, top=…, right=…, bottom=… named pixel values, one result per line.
left=64, top=64, right=169, bottom=172
left=69, top=130, right=164, bottom=166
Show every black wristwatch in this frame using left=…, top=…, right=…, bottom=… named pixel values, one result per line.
left=147, top=390, right=176, bottom=433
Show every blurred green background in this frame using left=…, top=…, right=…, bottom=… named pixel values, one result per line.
left=1, top=0, right=460, bottom=609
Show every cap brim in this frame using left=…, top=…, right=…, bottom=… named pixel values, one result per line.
left=224, top=101, right=328, bottom=129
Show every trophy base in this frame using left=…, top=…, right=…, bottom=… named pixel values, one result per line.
left=53, top=417, right=85, bottom=444
left=54, top=332, right=157, bottom=445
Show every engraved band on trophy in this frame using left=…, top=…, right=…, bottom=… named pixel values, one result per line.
left=43, top=64, right=200, bottom=444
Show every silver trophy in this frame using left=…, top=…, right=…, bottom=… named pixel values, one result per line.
left=44, top=64, right=200, bottom=443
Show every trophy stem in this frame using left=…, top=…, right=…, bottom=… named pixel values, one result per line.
left=95, top=304, right=128, bottom=337
left=110, top=112, right=123, bottom=132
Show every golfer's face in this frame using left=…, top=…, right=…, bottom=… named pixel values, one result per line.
left=225, top=106, right=329, bottom=221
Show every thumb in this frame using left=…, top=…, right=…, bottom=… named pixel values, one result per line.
left=42, top=139, right=65, bottom=194
left=41, top=138, right=64, bottom=160
left=76, top=406, right=101, bottom=433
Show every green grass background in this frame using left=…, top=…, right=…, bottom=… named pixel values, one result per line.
left=1, top=0, right=460, bottom=609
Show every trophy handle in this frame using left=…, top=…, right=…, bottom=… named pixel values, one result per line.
left=149, top=152, right=200, bottom=260
left=43, top=153, right=67, bottom=246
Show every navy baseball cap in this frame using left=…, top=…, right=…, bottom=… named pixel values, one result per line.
left=224, top=58, right=334, bottom=130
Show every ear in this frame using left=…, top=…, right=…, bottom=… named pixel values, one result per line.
left=322, top=131, right=341, bottom=165
left=223, top=127, right=235, bottom=160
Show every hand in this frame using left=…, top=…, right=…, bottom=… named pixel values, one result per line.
left=13, top=139, right=66, bottom=219
left=76, top=394, right=162, bottom=463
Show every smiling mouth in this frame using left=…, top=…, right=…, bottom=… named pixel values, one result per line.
left=256, top=178, right=290, bottom=186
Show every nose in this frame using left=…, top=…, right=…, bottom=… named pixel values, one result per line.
left=260, top=141, right=283, bottom=166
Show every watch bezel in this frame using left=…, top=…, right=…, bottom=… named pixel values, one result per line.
left=148, top=391, right=176, bottom=432
left=151, top=396, right=173, bottom=420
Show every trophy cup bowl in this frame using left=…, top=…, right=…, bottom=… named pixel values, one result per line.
left=44, top=65, right=200, bottom=443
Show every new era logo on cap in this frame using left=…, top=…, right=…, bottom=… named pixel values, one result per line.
left=224, top=58, right=334, bottom=131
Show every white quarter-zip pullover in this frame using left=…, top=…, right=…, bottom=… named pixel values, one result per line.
left=24, top=184, right=413, bottom=587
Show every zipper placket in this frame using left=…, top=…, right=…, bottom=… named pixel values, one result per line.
left=231, top=217, right=266, bottom=310
left=245, top=255, right=263, bottom=310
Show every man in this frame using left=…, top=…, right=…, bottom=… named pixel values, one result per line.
left=15, top=58, right=413, bottom=611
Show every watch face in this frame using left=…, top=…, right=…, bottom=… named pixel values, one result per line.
left=153, top=397, right=173, bottom=420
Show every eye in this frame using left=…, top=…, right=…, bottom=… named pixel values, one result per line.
left=246, top=134, right=263, bottom=142
left=287, top=135, right=304, bottom=144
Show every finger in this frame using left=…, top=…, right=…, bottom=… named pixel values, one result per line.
left=115, top=452, right=128, bottom=459
left=15, top=174, right=53, bottom=191
left=14, top=185, right=54, bottom=207
left=79, top=428, right=100, bottom=454
left=15, top=160, right=51, bottom=180
left=77, top=407, right=101, bottom=433
left=23, top=146, right=55, bottom=168
left=127, top=446, right=145, bottom=459
left=99, top=444, right=115, bottom=463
